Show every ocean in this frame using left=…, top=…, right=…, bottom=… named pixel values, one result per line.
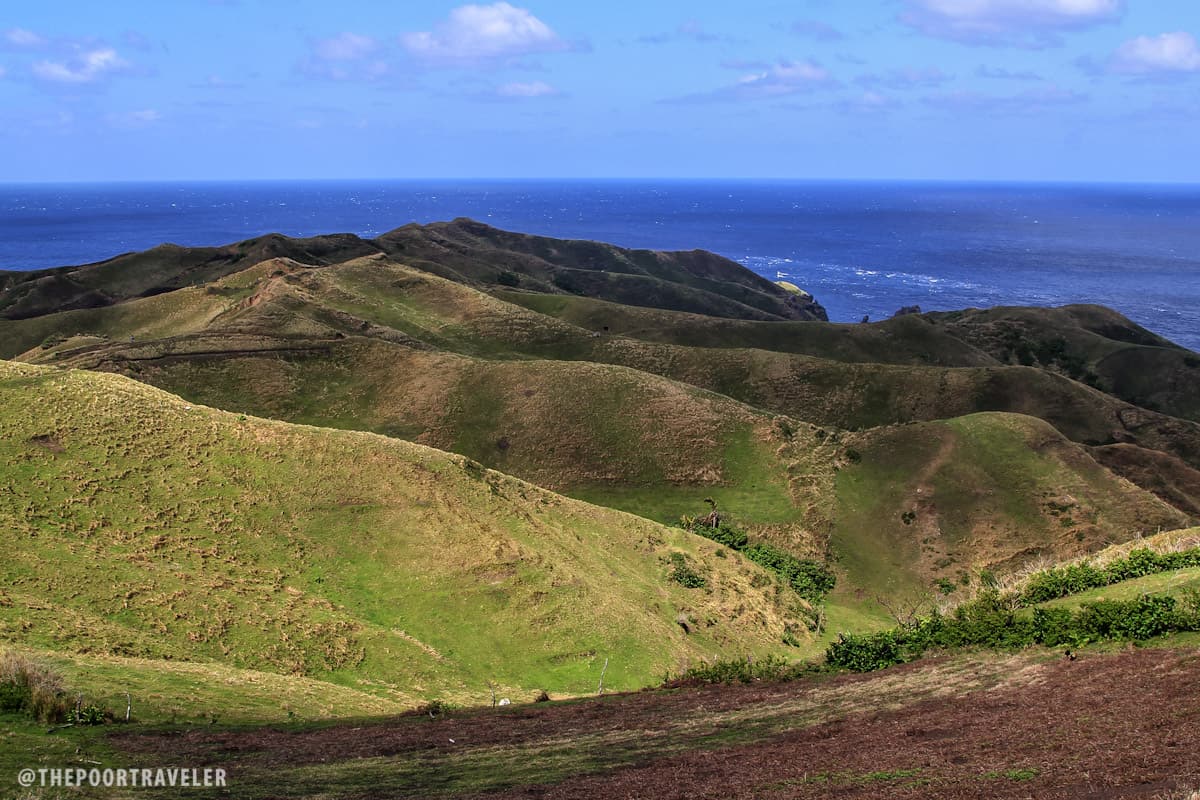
left=2, top=180, right=1198, bottom=350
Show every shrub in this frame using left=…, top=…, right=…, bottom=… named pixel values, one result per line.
left=0, top=651, right=68, bottom=723
left=1031, top=607, right=1077, bottom=647
left=411, top=698, right=455, bottom=718
left=1075, top=595, right=1179, bottom=641
left=743, top=544, right=836, bottom=604
left=496, top=270, right=520, bottom=287
left=686, top=521, right=835, bottom=602
left=1021, top=562, right=1105, bottom=603
left=701, top=523, right=749, bottom=551
left=1019, top=547, right=1200, bottom=605
left=826, top=631, right=905, bottom=672
left=67, top=704, right=108, bottom=726
left=827, top=591, right=1200, bottom=676
left=665, top=654, right=802, bottom=686
left=669, top=552, right=707, bottom=589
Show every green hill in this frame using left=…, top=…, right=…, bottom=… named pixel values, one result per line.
left=0, top=360, right=812, bottom=708
left=0, top=218, right=827, bottom=324
left=2, top=226, right=1196, bottom=610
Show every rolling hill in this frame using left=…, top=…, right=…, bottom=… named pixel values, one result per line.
left=0, top=221, right=1195, bottom=607
left=0, top=237, right=1190, bottom=606
left=0, top=360, right=811, bottom=708
left=5, top=221, right=1200, bottom=799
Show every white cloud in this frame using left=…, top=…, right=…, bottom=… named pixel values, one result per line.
left=637, top=20, right=735, bottom=45
left=32, top=47, right=130, bottom=84
left=313, top=32, right=379, bottom=62
left=901, top=0, right=1123, bottom=46
left=734, top=60, right=832, bottom=96
left=1110, top=32, right=1200, bottom=75
left=191, top=74, right=243, bottom=89
left=976, top=64, right=1042, bottom=80
left=299, top=33, right=389, bottom=81
left=3, top=28, right=47, bottom=48
left=401, top=3, right=567, bottom=64
left=495, top=80, right=557, bottom=97
left=834, top=91, right=901, bottom=114
left=2, top=29, right=146, bottom=89
left=670, top=59, right=834, bottom=103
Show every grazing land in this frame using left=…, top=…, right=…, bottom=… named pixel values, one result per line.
left=2, top=222, right=1199, bottom=798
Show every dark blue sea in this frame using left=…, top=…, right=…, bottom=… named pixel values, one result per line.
left=2, top=180, right=1198, bottom=351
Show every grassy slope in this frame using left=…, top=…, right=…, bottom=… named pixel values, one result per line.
left=496, top=292, right=1200, bottom=428
left=1037, top=567, right=1200, bottom=609
left=496, top=289, right=997, bottom=366
left=304, top=262, right=1200, bottom=471
left=928, top=304, right=1200, bottom=422
left=7, top=260, right=837, bottom=549
left=831, top=414, right=1189, bottom=600
left=11, top=256, right=1200, bottom=473
left=373, top=218, right=827, bottom=321
left=0, top=361, right=814, bottom=709
left=7, top=259, right=1190, bottom=592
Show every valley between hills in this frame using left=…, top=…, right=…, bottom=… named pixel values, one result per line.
left=3, top=219, right=1200, bottom=798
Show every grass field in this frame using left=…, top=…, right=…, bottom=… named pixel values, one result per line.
left=4, top=225, right=1200, bottom=799
left=1, top=361, right=814, bottom=712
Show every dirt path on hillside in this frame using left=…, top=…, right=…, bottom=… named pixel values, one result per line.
left=109, top=647, right=1200, bottom=799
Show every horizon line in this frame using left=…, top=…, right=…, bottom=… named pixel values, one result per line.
left=3, top=176, right=1200, bottom=188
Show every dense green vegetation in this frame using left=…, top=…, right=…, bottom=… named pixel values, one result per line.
left=826, top=545, right=1200, bottom=672
left=684, top=521, right=836, bottom=605
left=1020, top=546, right=1200, bottom=603
left=827, top=593, right=1200, bottom=673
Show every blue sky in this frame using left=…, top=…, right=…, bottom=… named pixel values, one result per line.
left=1, top=0, right=1198, bottom=182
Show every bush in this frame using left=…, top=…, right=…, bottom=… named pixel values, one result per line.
left=702, top=524, right=749, bottom=551
left=67, top=704, right=108, bottom=726
left=827, top=591, right=1200, bottom=675
left=826, top=631, right=905, bottom=672
left=496, top=270, right=520, bottom=287
left=1020, top=547, right=1200, bottom=606
left=665, top=654, right=803, bottom=686
left=1021, top=562, right=1105, bottom=604
left=669, top=552, right=707, bottom=589
left=743, top=544, right=836, bottom=604
left=685, top=520, right=835, bottom=602
left=1075, top=595, right=1179, bottom=641
left=0, top=652, right=68, bottom=723
left=1031, top=607, right=1076, bottom=647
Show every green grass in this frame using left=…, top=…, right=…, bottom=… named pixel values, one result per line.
left=982, top=767, right=1040, bottom=781
left=0, top=361, right=807, bottom=714
left=1038, top=566, right=1200, bottom=611
left=12, top=255, right=1191, bottom=621
left=31, top=648, right=412, bottom=725
left=567, top=424, right=798, bottom=528
left=830, top=413, right=1187, bottom=598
